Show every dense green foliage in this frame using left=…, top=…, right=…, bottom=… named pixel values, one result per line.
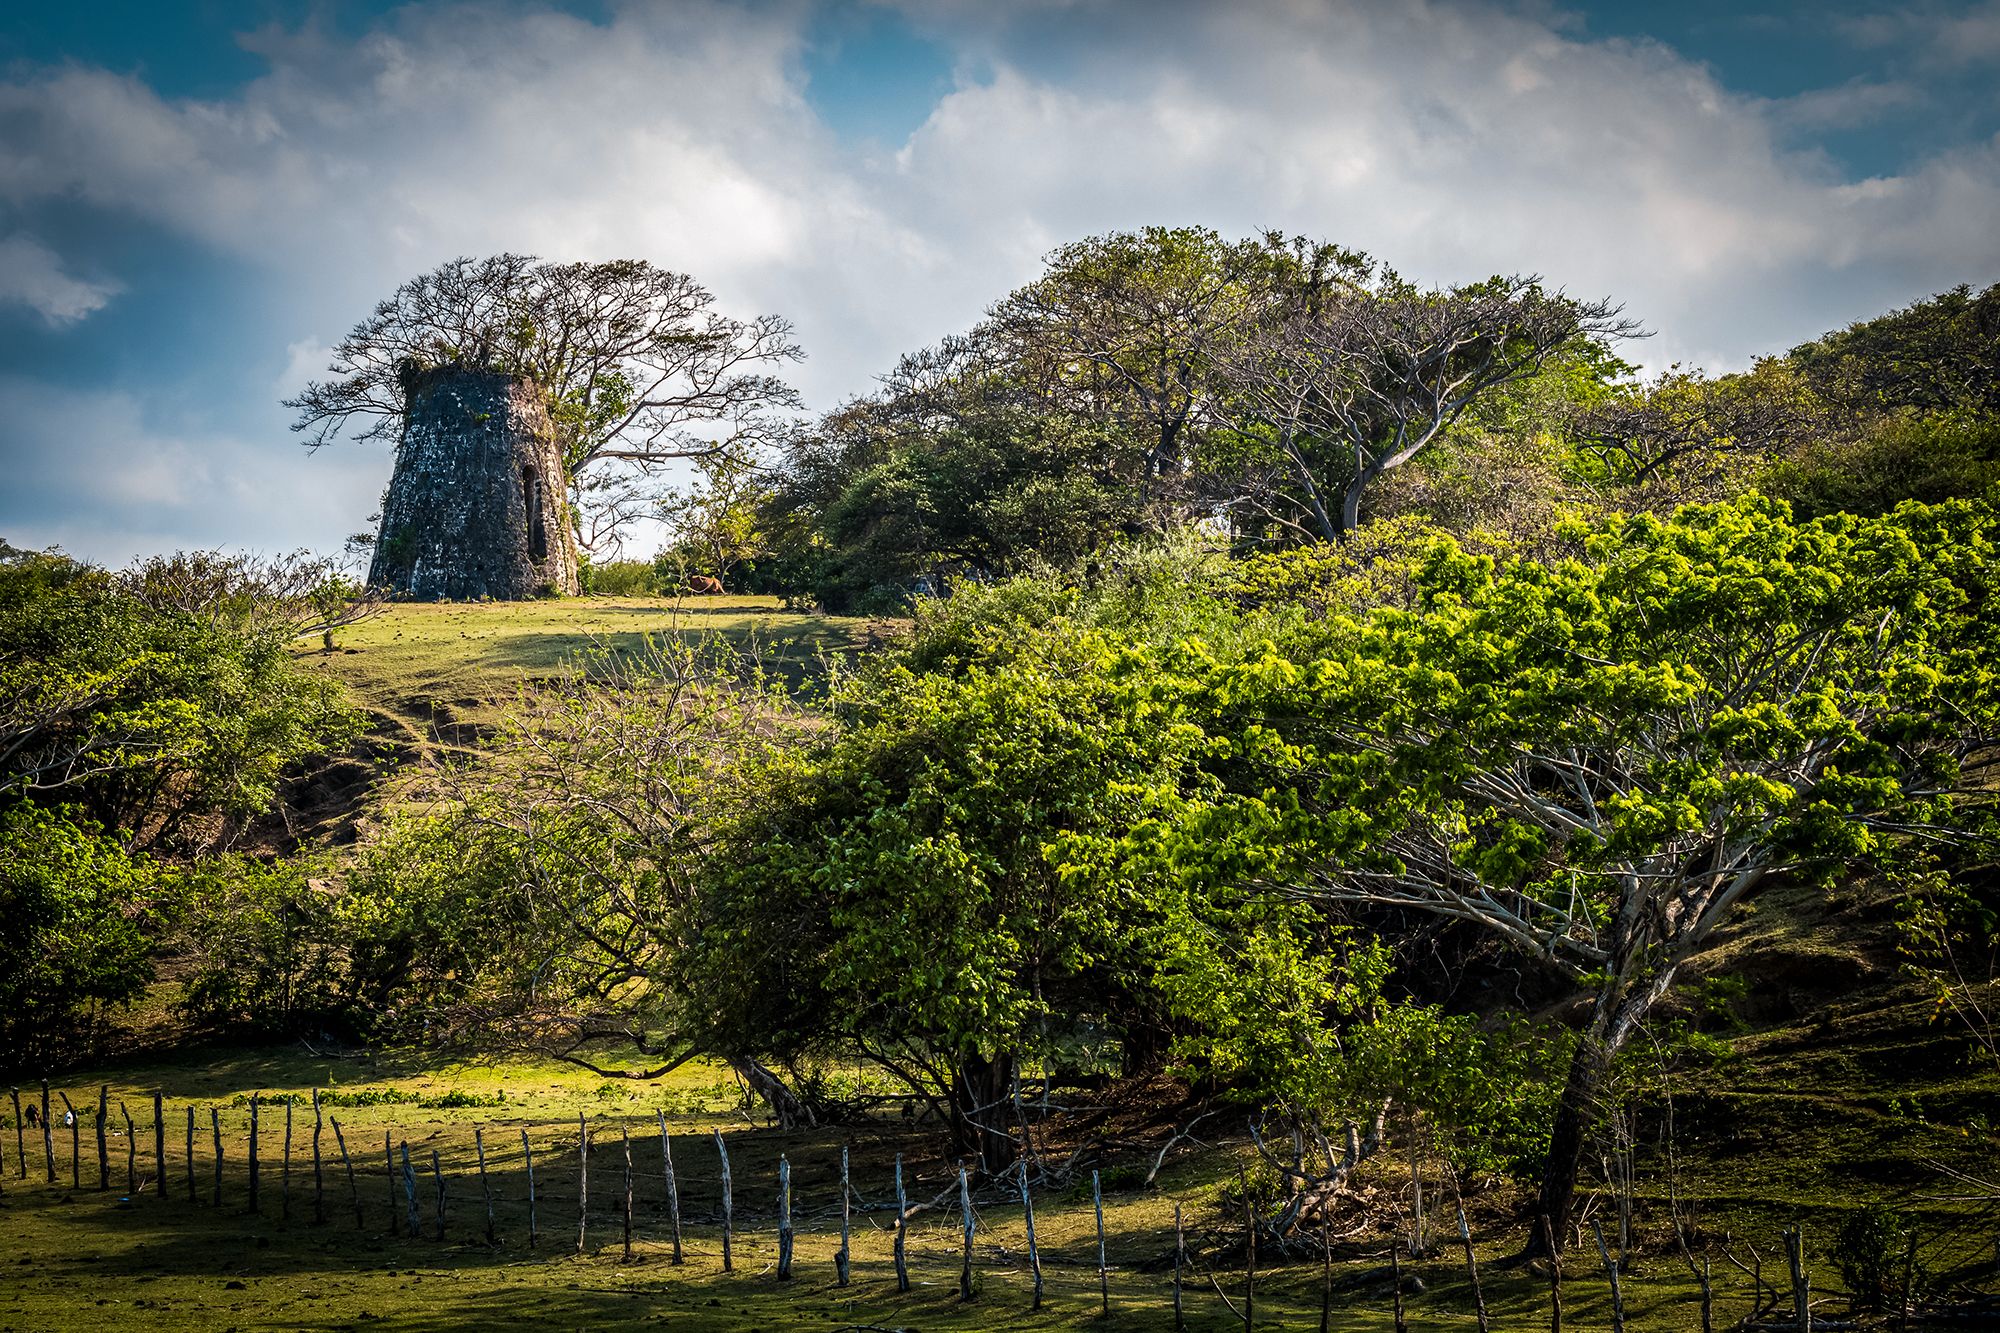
left=0, top=546, right=359, bottom=1064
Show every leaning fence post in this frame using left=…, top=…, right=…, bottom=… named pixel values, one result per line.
left=40, top=1081, right=54, bottom=1183
left=60, top=1091, right=79, bottom=1188
left=120, top=1102, right=135, bottom=1194
left=185, top=1106, right=195, bottom=1202
left=777, top=1154, right=794, bottom=1280
left=247, top=1092, right=260, bottom=1213
left=958, top=1165, right=975, bottom=1301
left=1701, top=1256, right=1715, bottom=1333
left=577, top=1115, right=590, bottom=1256
left=622, top=1129, right=635, bottom=1264
left=1458, top=1200, right=1490, bottom=1333
left=476, top=1128, right=496, bottom=1246
left=1800, top=1224, right=1816, bottom=1328
left=658, top=1112, right=682, bottom=1264
left=836, top=1145, right=852, bottom=1286
left=1019, top=1159, right=1041, bottom=1309
left=400, top=1141, right=420, bottom=1237
left=95, top=1085, right=109, bottom=1190
left=330, top=1117, right=362, bottom=1231
left=281, top=1097, right=293, bottom=1221
left=1594, top=1220, right=1626, bottom=1333
left=522, top=1130, right=538, bottom=1248
left=715, top=1128, right=733, bottom=1273
left=892, top=1153, right=909, bottom=1293
left=210, top=1107, right=223, bottom=1206
left=384, top=1133, right=398, bottom=1236
left=9, top=1088, right=22, bottom=1179
left=312, top=1089, right=325, bottom=1225
left=152, top=1091, right=164, bottom=1196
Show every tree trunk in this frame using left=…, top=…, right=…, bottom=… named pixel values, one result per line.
left=728, top=1058, right=816, bottom=1130
left=1528, top=1018, right=1616, bottom=1258
left=1525, top=961, right=1678, bottom=1259
left=954, top=1051, right=1017, bottom=1173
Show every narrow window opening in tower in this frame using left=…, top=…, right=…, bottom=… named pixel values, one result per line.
left=523, top=466, right=548, bottom=563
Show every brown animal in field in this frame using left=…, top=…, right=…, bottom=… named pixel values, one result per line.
left=688, top=575, right=724, bottom=595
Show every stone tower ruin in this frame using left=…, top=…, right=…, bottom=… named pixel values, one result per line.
left=368, top=364, right=581, bottom=600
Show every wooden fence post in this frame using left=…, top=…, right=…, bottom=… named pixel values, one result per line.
left=60, top=1091, right=79, bottom=1188
left=185, top=1106, right=195, bottom=1202
left=777, top=1154, right=794, bottom=1280
left=247, top=1092, right=260, bottom=1213
left=1458, top=1200, right=1490, bottom=1333
left=1173, top=1203, right=1186, bottom=1332
left=658, top=1112, right=682, bottom=1264
left=958, top=1165, right=974, bottom=1301
left=40, top=1081, right=53, bottom=1183
left=400, top=1142, right=420, bottom=1237
left=1239, top=1167, right=1255, bottom=1332
left=120, top=1102, right=135, bottom=1194
left=1594, top=1220, right=1626, bottom=1333
left=281, top=1097, right=293, bottom=1221
left=1321, top=1206, right=1334, bottom=1333
left=95, top=1085, right=108, bottom=1190
left=1094, top=1168, right=1110, bottom=1317
left=476, top=1128, right=496, bottom=1245
left=836, top=1145, right=852, bottom=1287
left=210, top=1107, right=223, bottom=1206
left=577, top=1115, right=590, bottom=1256
left=1701, top=1256, right=1715, bottom=1333
left=430, top=1150, right=446, bottom=1241
left=9, top=1088, right=22, bottom=1179
left=522, top=1130, right=537, bottom=1248
left=330, top=1118, right=362, bottom=1231
left=152, top=1091, right=164, bottom=1196
left=622, top=1129, right=635, bottom=1264
left=1019, top=1159, right=1041, bottom=1309
left=385, top=1133, right=398, bottom=1236
left=1784, top=1227, right=1810, bottom=1332
left=312, top=1089, right=326, bottom=1225
left=893, top=1153, right=909, bottom=1293
left=1542, top=1214, right=1562, bottom=1333
left=714, top=1128, right=733, bottom=1273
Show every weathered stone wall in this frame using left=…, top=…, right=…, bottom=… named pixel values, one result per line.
left=368, top=365, right=581, bottom=600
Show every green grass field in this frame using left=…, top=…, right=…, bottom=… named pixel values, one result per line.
left=300, top=594, right=877, bottom=751
left=0, top=1046, right=1738, bottom=1332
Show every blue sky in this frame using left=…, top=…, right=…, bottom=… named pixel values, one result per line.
left=3, top=0, right=1997, bottom=562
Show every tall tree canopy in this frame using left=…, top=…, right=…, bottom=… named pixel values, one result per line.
left=286, top=254, right=804, bottom=482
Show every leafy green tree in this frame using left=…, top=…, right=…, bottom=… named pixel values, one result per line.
left=1152, top=496, right=2000, bottom=1251
left=0, top=804, right=162, bottom=1065
left=0, top=547, right=360, bottom=850
left=989, top=226, right=1343, bottom=488
left=1568, top=358, right=1822, bottom=506
left=1791, top=281, right=2000, bottom=419
left=1214, top=272, right=1634, bottom=539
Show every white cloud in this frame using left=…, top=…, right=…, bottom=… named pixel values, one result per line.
left=1, top=0, right=1997, bottom=560
left=0, top=233, right=122, bottom=325
left=0, top=376, right=384, bottom=563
